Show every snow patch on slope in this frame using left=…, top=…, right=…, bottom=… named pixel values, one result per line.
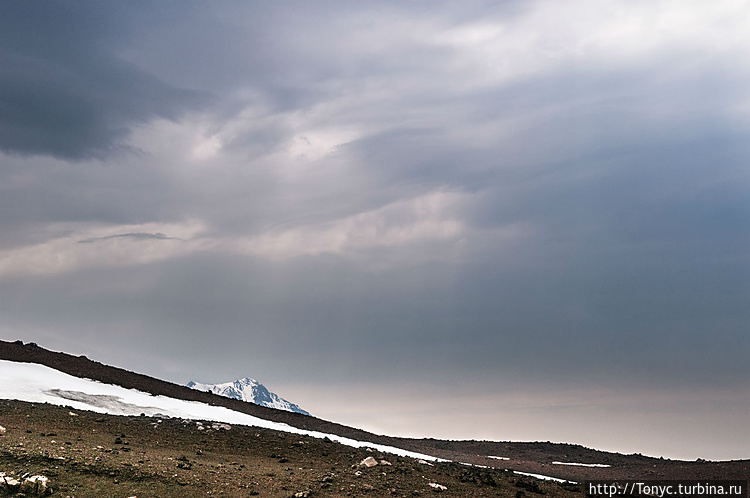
left=552, top=461, right=610, bottom=468
left=514, top=471, right=574, bottom=483
left=0, top=360, right=443, bottom=462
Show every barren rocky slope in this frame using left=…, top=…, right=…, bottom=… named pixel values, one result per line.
left=0, top=339, right=747, bottom=490
left=0, top=400, right=580, bottom=497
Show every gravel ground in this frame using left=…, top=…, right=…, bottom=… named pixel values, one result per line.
left=0, top=400, right=583, bottom=497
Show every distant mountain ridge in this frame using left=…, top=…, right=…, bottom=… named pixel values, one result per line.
left=187, top=377, right=309, bottom=415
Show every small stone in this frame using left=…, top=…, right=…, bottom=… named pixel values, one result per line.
left=359, top=456, right=378, bottom=468
left=3, top=476, right=20, bottom=489
left=428, top=482, right=447, bottom=492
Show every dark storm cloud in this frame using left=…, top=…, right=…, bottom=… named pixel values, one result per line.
left=0, top=1, right=207, bottom=159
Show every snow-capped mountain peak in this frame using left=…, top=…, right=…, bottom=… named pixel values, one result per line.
left=187, top=377, right=309, bottom=415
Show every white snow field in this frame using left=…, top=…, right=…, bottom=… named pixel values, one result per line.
left=514, top=471, right=572, bottom=483
left=0, top=360, right=444, bottom=462
left=552, top=461, right=610, bottom=468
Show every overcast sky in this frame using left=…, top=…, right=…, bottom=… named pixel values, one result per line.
left=1, top=0, right=748, bottom=460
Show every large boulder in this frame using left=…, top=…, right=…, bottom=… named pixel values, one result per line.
left=1, top=473, right=52, bottom=496
left=19, top=475, right=52, bottom=496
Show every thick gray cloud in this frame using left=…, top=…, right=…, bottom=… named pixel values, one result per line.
left=0, top=1, right=207, bottom=159
left=0, top=0, right=748, bottom=460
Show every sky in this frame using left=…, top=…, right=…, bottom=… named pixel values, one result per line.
left=1, top=0, right=748, bottom=461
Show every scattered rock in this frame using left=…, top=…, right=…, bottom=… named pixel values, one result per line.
left=16, top=475, right=52, bottom=496
left=428, top=482, right=447, bottom=492
left=380, top=460, right=392, bottom=466
left=294, top=491, right=311, bottom=497
left=0, top=473, right=20, bottom=491
left=359, top=456, right=378, bottom=468
left=0, top=425, right=5, bottom=434
left=515, top=478, right=541, bottom=494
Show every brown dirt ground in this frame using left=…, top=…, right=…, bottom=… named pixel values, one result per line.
left=0, top=400, right=582, bottom=497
